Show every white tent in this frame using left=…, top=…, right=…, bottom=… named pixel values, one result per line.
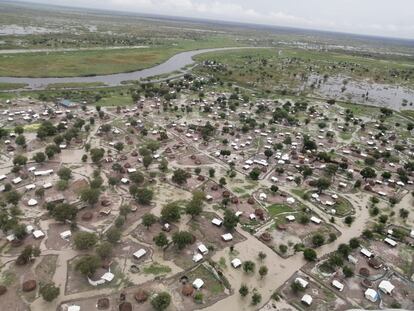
left=286, top=215, right=295, bottom=222
left=32, top=230, right=45, bottom=239
left=295, top=277, right=309, bottom=288
left=192, top=253, right=203, bottom=263
left=231, top=258, right=242, bottom=268
left=301, top=294, right=313, bottom=306
left=133, top=249, right=147, bottom=260
left=211, top=218, right=222, bottom=226
left=198, top=244, right=208, bottom=254
left=192, top=278, right=204, bottom=290
left=364, top=288, right=378, bottom=302
left=27, top=199, right=38, bottom=206
left=332, top=280, right=344, bottom=291
left=221, top=233, right=233, bottom=241
left=101, top=272, right=114, bottom=282
left=60, top=230, right=72, bottom=240
left=379, top=280, right=394, bottom=295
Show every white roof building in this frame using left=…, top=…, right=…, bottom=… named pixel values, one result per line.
left=384, top=237, right=397, bottom=247
left=101, top=272, right=114, bottom=282
left=193, top=278, right=204, bottom=290
left=12, top=177, right=22, bottom=184
left=360, top=248, right=373, bottom=258
left=27, top=199, right=38, bottom=206
left=193, top=253, right=203, bottom=263
left=286, top=197, right=295, bottom=204
left=286, top=215, right=296, bottom=222
left=310, top=216, right=321, bottom=224
left=211, top=218, right=222, bottom=226
left=133, top=249, right=147, bottom=259
left=68, top=306, right=81, bottom=311
left=198, top=244, right=208, bottom=254
left=364, top=288, right=379, bottom=302
left=43, top=183, right=53, bottom=189
left=231, top=258, right=242, bottom=268
left=221, top=233, right=233, bottom=241
left=295, top=277, right=309, bottom=288
left=60, top=230, right=72, bottom=240
left=332, top=280, right=344, bottom=291
left=379, top=280, right=394, bottom=295
left=25, top=184, right=36, bottom=191
left=33, top=230, right=45, bottom=239
left=301, top=294, right=313, bottom=306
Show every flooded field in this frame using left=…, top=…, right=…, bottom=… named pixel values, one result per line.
left=307, top=74, right=414, bottom=110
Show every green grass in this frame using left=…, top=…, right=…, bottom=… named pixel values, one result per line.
left=187, top=265, right=224, bottom=294
left=267, top=204, right=293, bottom=217
left=0, top=37, right=241, bottom=78
left=143, top=262, right=172, bottom=275
left=0, top=269, right=16, bottom=286
left=0, top=82, right=27, bottom=90
left=97, top=94, right=134, bottom=106
left=46, top=82, right=106, bottom=89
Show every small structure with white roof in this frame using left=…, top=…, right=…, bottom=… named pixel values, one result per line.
left=301, top=294, right=313, bottom=306
left=133, top=248, right=147, bottom=260
left=221, top=233, right=233, bottom=241
left=231, top=258, right=242, bottom=268
left=364, top=288, right=379, bottom=302
left=33, top=229, right=45, bottom=239
left=379, top=280, right=394, bottom=295
left=332, top=280, right=344, bottom=291
left=192, top=278, right=204, bottom=290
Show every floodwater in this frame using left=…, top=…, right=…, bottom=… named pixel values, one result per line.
left=307, top=74, right=414, bottom=110
left=0, top=47, right=254, bottom=89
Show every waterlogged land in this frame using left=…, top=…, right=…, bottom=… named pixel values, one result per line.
left=0, top=2, right=413, bottom=311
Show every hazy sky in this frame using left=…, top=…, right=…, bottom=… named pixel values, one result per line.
left=21, top=0, right=414, bottom=39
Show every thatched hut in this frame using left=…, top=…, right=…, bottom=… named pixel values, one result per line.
left=134, top=290, right=148, bottom=303
left=22, top=280, right=37, bottom=292
left=182, top=284, right=194, bottom=296
left=97, top=297, right=110, bottom=309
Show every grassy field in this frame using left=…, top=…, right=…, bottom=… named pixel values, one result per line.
left=267, top=204, right=293, bottom=217
left=0, top=82, right=27, bottom=90
left=194, top=47, right=414, bottom=92
left=0, top=37, right=241, bottom=78
left=46, top=82, right=107, bottom=89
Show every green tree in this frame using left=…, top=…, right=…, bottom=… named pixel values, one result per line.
left=57, top=167, right=72, bottom=180
left=74, top=232, right=98, bottom=250
left=242, top=260, right=255, bottom=273
left=80, top=187, right=100, bottom=205
left=40, top=283, right=60, bottom=302
left=49, top=203, right=77, bottom=222
left=223, top=209, right=238, bottom=231
left=153, top=232, right=169, bottom=248
left=134, top=187, right=153, bottom=205
left=142, top=213, right=157, bottom=229
left=13, top=154, right=27, bottom=166
left=251, top=292, right=262, bottom=305
left=172, top=169, right=190, bottom=185
left=259, top=265, right=268, bottom=278
left=303, top=248, right=317, bottom=261
left=316, top=178, right=331, bottom=194
left=239, top=284, right=249, bottom=297
left=33, top=152, right=46, bottom=163
left=172, top=231, right=193, bottom=249
left=75, top=255, right=101, bottom=276
left=106, top=227, right=121, bottom=244
left=15, top=134, right=26, bottom=146
left=96, top=242, right=113, bottom=259
left=151, top=292, right=171, bottom=311
left=249, top=168, right=261, bottom=180
left=90, top=148, right=105, bottom=163
left=143, top=155, right=153, bottom=169
left=161, top=202, right=181, bottom=222
left=312, top=234, right=325, bottom=247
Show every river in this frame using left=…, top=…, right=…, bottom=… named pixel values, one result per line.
left=0, top=47, right=255, bottom=90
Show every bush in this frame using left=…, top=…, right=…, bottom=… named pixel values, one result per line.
left=74, top=232, right=98, bottom=250
left=151, top=292, right=171, bottom=311
left=303, top=248, right=317, bottom=261
left=242, top=261, right=255, bottom=273
left=40, top=283, right=60, bottom=302
left=239, top=284, right=249, bottom=297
